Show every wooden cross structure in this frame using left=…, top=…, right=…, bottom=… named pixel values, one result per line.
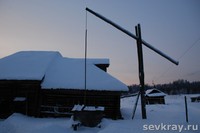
left=86, top=7, right=179, bottom=119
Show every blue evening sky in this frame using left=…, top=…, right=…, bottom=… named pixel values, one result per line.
left=0, top=0, right=200, bottom=85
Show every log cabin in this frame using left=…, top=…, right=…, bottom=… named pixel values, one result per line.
left=145, top=89, right=166, bottom=104
left=0, top=51, right=128, bottom=119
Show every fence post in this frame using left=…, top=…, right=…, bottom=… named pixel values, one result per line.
left=184, top=96, right=188, bottom=123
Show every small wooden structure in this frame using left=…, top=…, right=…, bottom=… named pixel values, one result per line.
left=191, top=96, right=200, bottom=102
left=145, top=89, right=166, bottom=104
left=71, top=104, right=104, bottom=129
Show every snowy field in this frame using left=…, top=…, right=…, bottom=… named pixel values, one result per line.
left=0, top=94, right=199, bottom=133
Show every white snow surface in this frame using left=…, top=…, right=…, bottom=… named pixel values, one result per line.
left=0, top=51, right=128, bottom=91
left=13, top=97, right=26, bottom=102
left=41, top=57, right=127, bottom=91
left=72, top=104, right=85, bottom=111
left=0, top=94, right=199, bottom=133
left=0, top=51, right=61, bottom=80
left=72, top=105, right=104, bottom=111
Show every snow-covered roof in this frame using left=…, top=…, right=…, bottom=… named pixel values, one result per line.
left=145, top=89, right=166, bottom=97
left=41, top=57, right=127, bottom=91
left=0, top=51, right=128, bottom=91
left=0, top=51, right=61, bottom=80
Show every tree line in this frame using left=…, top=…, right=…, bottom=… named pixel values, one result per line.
left=128, top=79, right=200, bottom=95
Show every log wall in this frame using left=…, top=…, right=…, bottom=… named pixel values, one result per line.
left=40, top=89, right=122, bottom=119
left=0, top=80, right=41, bottom=118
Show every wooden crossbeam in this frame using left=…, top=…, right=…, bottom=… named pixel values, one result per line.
left=86, top=7, right=179, bottom=65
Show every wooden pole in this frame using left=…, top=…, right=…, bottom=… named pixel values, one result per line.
left=135, top=24, right=147, bottom=119
left=84, top=11, right=88, bottom=106
left=185, top=96, right=188, bottom=123
left=86, top=7, right=179, bottom=65
left=132, top=91, right=140, bottom=119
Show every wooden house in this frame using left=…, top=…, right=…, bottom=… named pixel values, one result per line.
left=145, top=89, right=166, bottom=104
left=0, top=51, right=128, bottom=119
left=191, top=96, right=200, bottom=102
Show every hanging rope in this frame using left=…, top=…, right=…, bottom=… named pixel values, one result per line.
left=84, top=10, right=88, bottom=106
left=154, top=36, right=200, bottom=83
left=178, top=36, right=200, bottom=60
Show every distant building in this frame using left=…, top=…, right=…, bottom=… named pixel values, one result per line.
left=190, top=96, right=200, bottom=102
left=0, top=51, right=128, bottom=119
left=145, top=89, right=166, bottom=104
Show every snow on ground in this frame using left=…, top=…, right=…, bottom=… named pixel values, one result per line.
left=0, top=94, right=199, bottom=133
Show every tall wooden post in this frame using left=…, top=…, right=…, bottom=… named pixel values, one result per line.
left=84, top=11, right=88, bottom=106
left=135, top=24, right=147, bottom=119
left=185, top=96, right=188, bottom=123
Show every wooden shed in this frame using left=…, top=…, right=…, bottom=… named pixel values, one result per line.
left=191, top=96, right=200, bottom=102
left=0, top=51, right=128, bottom=119
left=145, top=89, right=166, bottom=104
